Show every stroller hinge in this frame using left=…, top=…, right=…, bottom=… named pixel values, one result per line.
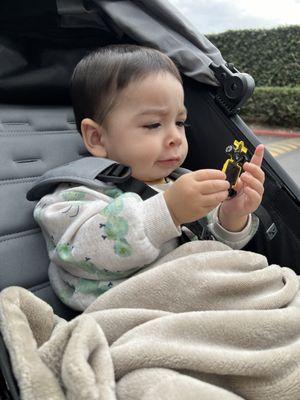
left=209, top=63, right=255, bottom=116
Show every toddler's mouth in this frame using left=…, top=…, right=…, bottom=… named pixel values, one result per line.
left=156, top=157, right=181, bottom=167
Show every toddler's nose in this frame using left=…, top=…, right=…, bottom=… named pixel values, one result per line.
left=167, top=125, right=183, bottom=146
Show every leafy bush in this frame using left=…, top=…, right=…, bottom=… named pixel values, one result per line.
left=240, top=86, right=300, bottom=128
left=208, top=26, right=300, bottom=87
left=207, top=26, right=300, bottom=127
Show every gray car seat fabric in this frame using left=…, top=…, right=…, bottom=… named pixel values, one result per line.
left=0, top=104, right=87, bottom=319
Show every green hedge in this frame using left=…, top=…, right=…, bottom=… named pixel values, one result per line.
left=207, top=26, right=300, bottom=127
left=239, top=86, right=300, bottom=128
left=207, top=25, right=300, bottom=87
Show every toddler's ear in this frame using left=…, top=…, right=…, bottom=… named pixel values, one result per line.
left=81, top=118, right=107, bottom=158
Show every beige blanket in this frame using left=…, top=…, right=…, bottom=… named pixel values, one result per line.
left=1, top=241, right=300, bottom=400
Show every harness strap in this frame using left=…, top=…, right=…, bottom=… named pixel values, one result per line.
left=27, top=156, right=276, bottom=241
left=27, top=157, right=131, bottom=201
left=254, top=205, right=278, bottom=241
left=116, top=171, right=212, bottom=240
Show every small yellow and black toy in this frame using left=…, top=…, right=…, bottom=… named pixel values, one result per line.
left=222, top=140, right=249, bottom=198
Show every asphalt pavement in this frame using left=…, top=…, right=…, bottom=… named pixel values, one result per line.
left=251, top=126, right=300, bottom=188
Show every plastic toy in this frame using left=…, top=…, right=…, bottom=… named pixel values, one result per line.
left=222, top=140, right=249, bottom=197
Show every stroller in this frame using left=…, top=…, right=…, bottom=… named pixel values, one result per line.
left=0, top=1, right=299, bottom=398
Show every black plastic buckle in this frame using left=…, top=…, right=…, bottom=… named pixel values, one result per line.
left=183, top=220, right=215, bottom=241
left=199, top=226, right=216, bottom=241
left=96, top=163, right=132, bottom=183
left=209, top=62, right=255, bottom=116
left=266, top=222, right=278, bottom=241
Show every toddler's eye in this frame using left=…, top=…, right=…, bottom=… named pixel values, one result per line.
left=143, top=123, right=161, bottom=129
left=176, top=121, right=190, bottom=128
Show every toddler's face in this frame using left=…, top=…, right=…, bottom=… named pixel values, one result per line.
left=100, top=72, right=188, bottom=182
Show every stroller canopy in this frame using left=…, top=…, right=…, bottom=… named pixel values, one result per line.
left=57, top=0, right=226, bottom=84
left=0, top=0, right=226, bottom=104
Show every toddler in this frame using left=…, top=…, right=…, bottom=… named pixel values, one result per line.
left=34, top=45, right=265, bottom=310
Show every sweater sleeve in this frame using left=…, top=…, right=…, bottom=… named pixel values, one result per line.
left=34, top=184, right=181, bottom=275
left=206, top=205, right=259, bottom=250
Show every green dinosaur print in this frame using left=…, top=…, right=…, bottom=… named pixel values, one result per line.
left=103, top=187, right=123, bottom=199
left=101, top=196, right=124, bottom=216
left=77, top=258, right=112, bottom=278
left=75, top=278, right=113, bottom=296
left=61, top=190, right=86, bottom=201
left=114, top=238, right=132, bottom=257
left=75, top=279, right=100, bottom=294
left=76, top=258, right=100, bottom=275
left=55, top=242, right=136, bottom=277
left=105, top=216, right=129, bottom=240
left=78, top=258, right=139, bottom=279
left=33, top=202, right=47, bottom=222
left=98, top=194, right=133, bottom=257
left=56, top=243, right=74, bottom=262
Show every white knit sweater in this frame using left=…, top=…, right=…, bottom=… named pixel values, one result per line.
left=34, top=181, right=259, bottom=310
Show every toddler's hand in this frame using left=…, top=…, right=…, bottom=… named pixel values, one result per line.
left=219, top=144, right=265, bottom=230
left=164, top=169, right=230, bottom=226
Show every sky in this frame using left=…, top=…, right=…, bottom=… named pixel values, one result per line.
left=168, top=0, right=300, bottom=34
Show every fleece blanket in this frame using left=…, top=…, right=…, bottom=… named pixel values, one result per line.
left=1, top=240, right=300, bottom=400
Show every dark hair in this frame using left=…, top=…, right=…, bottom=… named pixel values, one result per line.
left=71, top=44, right=182, bottom=134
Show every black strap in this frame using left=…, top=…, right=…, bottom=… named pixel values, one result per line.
left=109, top=167, right=277, bottom=242
left=117, top=177, right=157, bottom=201
left=183, top=220, right=215, bottom=241
left=27, top=157, right=277, bottom=242
left=254, top=205, right=278, bottom=241
left=97, top=163, right=132, bottom=183
left=114, top=173, right=211, bottom=241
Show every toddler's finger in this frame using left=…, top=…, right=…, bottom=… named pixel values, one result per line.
left=199, top=179, right=230, bottom=194
left=232, top=178, right=243, bottom=193
left=249, top=144, right=264, bottom=167
left=243, top=162, right=265, bottom=183
left=193, top=169, right=226, bottom=182
left=199, top=191, right=229, bottom=207
left=243, top=185, right=262, bottom=206
left=240, top=173, right=264, bottom=196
